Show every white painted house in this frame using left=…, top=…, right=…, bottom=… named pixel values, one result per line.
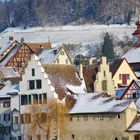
left=19, top=54, right=85, bottom=140
left=0, top=80, right=20, bottom=140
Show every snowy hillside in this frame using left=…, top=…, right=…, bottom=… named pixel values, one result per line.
left=0, top=24, right=136, bottom=58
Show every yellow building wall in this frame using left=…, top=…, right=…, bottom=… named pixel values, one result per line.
left=94, top=57, right=115, bottom=96
left=61, top=103, right=137, bottom=140
left=113, top=60, right=137, bottom=88
left=54, top=48, right=71, bottom=65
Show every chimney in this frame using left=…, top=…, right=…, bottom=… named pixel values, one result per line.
left=79, top=59, right=83, bottom=80
left=9, top=36, right=14, bottom=42
left=21, top=37, right=24, bottom=44
left=101, top=57, right=107, bottom=65
left=88, top=57, right=93, bottom=65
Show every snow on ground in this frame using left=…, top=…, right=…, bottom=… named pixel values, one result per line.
left=0, top=24, right=135, bottom=47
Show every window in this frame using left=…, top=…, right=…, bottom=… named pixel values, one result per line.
left=4, top=126, right=10, bottom=134
left=103, top=71, right=106, bottom=77
left=20, top=114, right=24, bottom=124
left=21, top=95, right=28, bottom=105
left=56, top=59, right=59, bottom=63
left=126, top=74, right=130, bottom=80
left=43, top=93, right=47, bottom=104
left=18, top=136, right=21, bottom=140
left=66, top=59, right=68, bottom=64
left=3, top=101, right=10, bottom=108
left=77, top=115, right=79, bottom=121
left=37, top=135, right=41, bottom=140
left=28, top=95, right=31, bottom=104
left=102, top=80, right=107, bottom=91
left=118, top=114, right=120, bottom=119
left=41, top=113, right=47, bottom=123
left=119, top=74, right=122, bottom=80
left=100, top=115, right=103, bottom=120
left=84, top=115, right=88, bottom=121
left=115, top=137, right=118, bottom=140
left=36, top=80, right=42, bottom=89
left=32, top=68, right=35, bottom=76
left=72, top=134, right=75, bottom=139
left=25, top=114, right=31, bottom=123
left=28, top=80, right=42, bottom=90
left=4, top=114, right=10, bottom=121
left=133, top=93, right=136, bottom=99
left=32, top=94, right=38, bottom=104
left=28, top=135, right=32, bottom=140
left=69, top=116, right=72, bottom=121
left=39, top=94, right=42, bottom=104
left=14, top=116, right=18, bottom=124
left=29, top=80, right=35, bottom=90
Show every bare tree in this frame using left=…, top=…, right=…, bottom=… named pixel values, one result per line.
left=29, top=99, right=69, bottom=140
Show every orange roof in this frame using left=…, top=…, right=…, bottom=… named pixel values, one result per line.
left=26, top=42, right=52, bottom=53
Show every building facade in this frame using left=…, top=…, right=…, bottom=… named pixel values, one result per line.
left=94, top=57, right=115, bottom=96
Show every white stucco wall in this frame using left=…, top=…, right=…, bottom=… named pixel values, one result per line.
left=19, top=55, right=58, bottom=140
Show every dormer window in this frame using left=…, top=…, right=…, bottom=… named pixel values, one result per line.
left=103, top=71, right=106, bottom=77
left=32, top=68, right=35, bottom=76
left=54, top=49, right=57, bottom=54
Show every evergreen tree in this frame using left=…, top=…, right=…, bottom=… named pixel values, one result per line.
left=102, top=32, right=114, bottom=60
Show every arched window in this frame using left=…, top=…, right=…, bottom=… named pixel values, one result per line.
left=115, top=137, right=118, bottom=140
left=102, top=80, right=107, bottom=91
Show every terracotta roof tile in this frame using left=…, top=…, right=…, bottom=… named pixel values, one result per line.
left=26, top=42, right=52, bottom=53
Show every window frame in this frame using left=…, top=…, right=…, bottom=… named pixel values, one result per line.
left=32, top=68, right=35, bottom=76
left=28, top=80, right=35, bottom=90
left=36, top=80, right=42, bottom=89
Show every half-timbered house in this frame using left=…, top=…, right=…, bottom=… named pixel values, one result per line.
left=119, top=80, right=140, bottom=101
left=0, top=40, right=51, bottom=72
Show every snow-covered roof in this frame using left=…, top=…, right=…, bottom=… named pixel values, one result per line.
left=134, top=80, right=140, bottom=87
left=0, top=43, right=21, bottom=66
left=128, top=115, right=140, bottom=132
left=0, top=67, right=20, bottom=79
left=0, top=41, right=14, bottom=56
left=128, top=122, right=140, bottom=132
left=37, top=47, right=60, bottom=64
left=121, top=48, right=140, bottom=63
left=70, top=93, right=131, bottom=114
left=115, top=88, right=126, bottom=98
left=136, top=98, right=140, bottom=109
left=0, top=81, right=19, bottom=98
left=67, top=80, right=86, bottom=94
left=135, top=71, right=140, bottom=78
